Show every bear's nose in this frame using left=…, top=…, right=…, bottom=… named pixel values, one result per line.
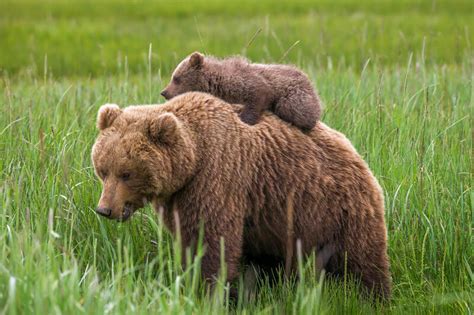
left=95, top=207, right=112, bottom=217
left=161, top=90, right=169, bottom=99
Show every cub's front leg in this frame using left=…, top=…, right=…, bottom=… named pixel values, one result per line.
left=238, top=80, right=273, bottom=126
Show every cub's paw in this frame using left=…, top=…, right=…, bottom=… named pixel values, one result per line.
left=239, top=111, right=260, bottom=126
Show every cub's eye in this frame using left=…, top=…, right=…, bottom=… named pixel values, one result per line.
left=120, top=172, right=131, bottom=181
left=172, top=76, right=181, bottom=84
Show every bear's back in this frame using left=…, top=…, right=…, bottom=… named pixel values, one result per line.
left=161, top=93, right=378, bottom=200
left=121, top=93, right=376, bottom=203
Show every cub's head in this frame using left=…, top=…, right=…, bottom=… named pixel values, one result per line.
left=91, top=104, right=196, bottom=221
left=161, top=51, right=208, bottom=100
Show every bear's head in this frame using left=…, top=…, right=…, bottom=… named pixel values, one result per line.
left=161, top=51, right=208, bottom=100
left=91, top=104, right=197, bottom=221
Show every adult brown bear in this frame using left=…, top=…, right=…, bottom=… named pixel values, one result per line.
left=91, top=92, right=391, bottom=299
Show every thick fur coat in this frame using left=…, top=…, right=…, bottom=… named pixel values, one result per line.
left=161, top=52, right=322, bottom=130
left=92, top=92, right=391, bottom=299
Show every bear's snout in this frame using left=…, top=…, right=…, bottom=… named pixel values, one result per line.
left=161, top=89, right=171, bottom=100
left=95, top=207, right=112, bottom=217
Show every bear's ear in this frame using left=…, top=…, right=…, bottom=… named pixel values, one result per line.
left=97, top=104, right=122, bottom=130
left=148, top=113, right=182, bottom=146
left=189, top=51, right=204, bottom=68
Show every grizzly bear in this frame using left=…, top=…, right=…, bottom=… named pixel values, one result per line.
left=91, top=93, right=391, bottom=299
left=160, top=52, right=322, bottom=130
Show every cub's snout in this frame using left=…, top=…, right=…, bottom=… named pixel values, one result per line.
left=161, top=89, right=171, bottom=100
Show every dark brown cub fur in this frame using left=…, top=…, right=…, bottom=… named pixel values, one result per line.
left=161, top=52, right=322, bottom=130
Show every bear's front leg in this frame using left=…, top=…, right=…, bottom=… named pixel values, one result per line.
left=200, top=220, right=243, bottom=283
left=239, top=91, right=270, bottom=126
left=164, top=198, right=244, bottom=298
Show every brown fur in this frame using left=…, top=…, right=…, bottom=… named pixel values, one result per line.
left=161, top=52, right=322, bottom=130
left=91, top=93, right=391, bottom=299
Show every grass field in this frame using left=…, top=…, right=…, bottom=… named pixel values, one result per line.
left=0, top=0, right=473, bottom=314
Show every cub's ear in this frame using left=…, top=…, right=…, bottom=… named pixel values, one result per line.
left=97, top=104, right=122, bottom=130
left=148, top=113, right=183, bottom=145
left=189, top=51, right=204, bottom=68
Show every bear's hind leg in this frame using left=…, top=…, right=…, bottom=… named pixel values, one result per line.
left=323, top=242, right=391, bottom=301
left=345, top=248, right=392, bottom=301
left=274, top=90, right=320, bottom=130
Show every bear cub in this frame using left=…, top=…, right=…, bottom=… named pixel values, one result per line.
left=161, top=52, right=322, bottom=130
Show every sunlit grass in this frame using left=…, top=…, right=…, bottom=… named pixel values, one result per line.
left=1, top=59, right=471, bottom=313
left=0, top=0, right=472, bottom=313
left=0, top=0, right=472, bottom=77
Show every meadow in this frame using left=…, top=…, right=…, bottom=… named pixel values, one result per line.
left=0, top=0, right=472, bottom=313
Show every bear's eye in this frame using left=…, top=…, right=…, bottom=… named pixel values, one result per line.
left=120, top=172, right=131, bottom=181
left=172, top=76, right=181, bottom=84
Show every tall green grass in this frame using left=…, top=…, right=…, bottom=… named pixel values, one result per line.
left=1, top=0, right=472, bottom=77
left=1, top=61, right=472, bottom=313
left=0, top=0, right=473, bottom=313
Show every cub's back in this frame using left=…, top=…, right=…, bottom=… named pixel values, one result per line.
left=251, top=63, right=312, bottom=91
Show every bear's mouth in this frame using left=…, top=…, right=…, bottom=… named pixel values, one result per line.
left=117, top=202, right=135, bottom=222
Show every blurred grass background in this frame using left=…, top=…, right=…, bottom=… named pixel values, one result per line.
left=0, top=0, right=473, bottom=77
left=0, top=0, right=473, bottom=314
